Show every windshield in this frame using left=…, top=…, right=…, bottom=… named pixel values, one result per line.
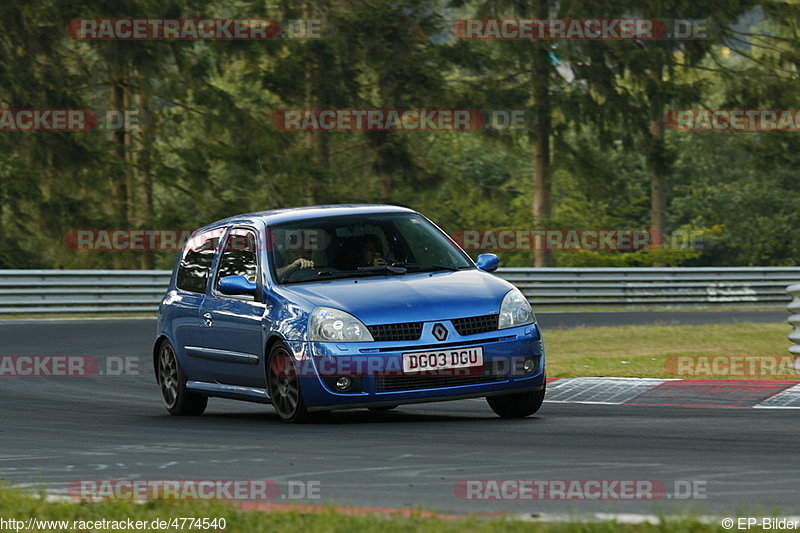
left=268, top=213, right=474, bottom=284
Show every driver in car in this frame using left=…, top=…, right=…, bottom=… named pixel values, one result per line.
left=358, top=234, right=387, bottom=268
left=275, top=232, right=315, bottom=281
left=276, top=251, right=314, bottom=280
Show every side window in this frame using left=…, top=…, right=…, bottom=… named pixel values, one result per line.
left=215, top=229, right=259, bottom=288
left=176, top=229, right=222, bottom=294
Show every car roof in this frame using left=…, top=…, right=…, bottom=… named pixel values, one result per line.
left=195, top=204, right=417, bottom=233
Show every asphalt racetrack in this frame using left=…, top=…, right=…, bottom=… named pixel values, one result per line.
left=0, top=311, right=794, bottom=516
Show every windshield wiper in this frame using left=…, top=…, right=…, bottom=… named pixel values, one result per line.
left=357, top=265, right=407, bottom=275
left=283, top=267, right=406, bottom=284
left=390, top=262, right=461, bottom=272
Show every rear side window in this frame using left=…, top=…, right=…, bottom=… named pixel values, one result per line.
left=176, top=229, right=223, bottom=293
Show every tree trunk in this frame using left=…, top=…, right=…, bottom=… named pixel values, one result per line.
left=365, top=132, right=394, bottom=202
left=380, top=169, right=392, bottom=202
left=532, top=1, right=553, bottom=267
left=302, top=1, right=330, bottom=205
left=111, top=81, right=128, bottom=269
left=124, top=89, right=135, bottom=227
left=647, top=51, right=668, bottom=263
left=134, top=90, right=154, bottom=269
left=0, top=177, right=5, bottom=250
left=648, top=118, right=667, bottom=251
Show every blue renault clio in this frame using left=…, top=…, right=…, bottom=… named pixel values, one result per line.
left=154, top=205, right=546, bottom=422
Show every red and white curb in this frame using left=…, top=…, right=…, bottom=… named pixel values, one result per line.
left=544, top=378, right=800, bottom=409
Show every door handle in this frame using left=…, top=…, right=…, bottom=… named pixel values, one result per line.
left=203, top=312, right=213, bottom=326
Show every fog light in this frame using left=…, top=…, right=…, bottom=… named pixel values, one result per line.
left=523, top=358, right=536, bottom=374
left=335, top=376, right=352, bottom=392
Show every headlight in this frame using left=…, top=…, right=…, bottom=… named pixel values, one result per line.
left=309, top=307, right=374, bottom=342
left=498, top=288, right=535, bottom=329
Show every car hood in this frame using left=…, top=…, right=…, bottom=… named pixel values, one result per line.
left=276, top=269, right=513, bottom=324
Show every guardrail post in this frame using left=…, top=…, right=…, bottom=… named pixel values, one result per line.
left=788, top=284, right=800, bottom=365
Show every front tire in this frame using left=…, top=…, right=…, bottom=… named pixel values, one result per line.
left=487, top=382, right=546, bottom=419
left=157, top=341, right=207, bottom=416
left=267, top=342, right=311, bottom=423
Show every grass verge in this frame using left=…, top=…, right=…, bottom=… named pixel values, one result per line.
left=545, top=322, right=793, bottom=378
left=0, top=487, right=763, bottom=532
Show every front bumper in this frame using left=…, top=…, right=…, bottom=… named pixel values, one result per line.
left=299, top=322, right=545, bottom=410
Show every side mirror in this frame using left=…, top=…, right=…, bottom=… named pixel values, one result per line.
left=475, top=253, right=499, bottom=273
left=218, top=275, right=258, bottom=296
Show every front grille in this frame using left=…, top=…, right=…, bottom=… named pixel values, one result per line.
left=375, top=361, right=506, bottom=392
left=368, top=322, right=423, bottom=342
left=374, top=338, right=504, bottom=353
left=452, top=314, right=499, bottom=336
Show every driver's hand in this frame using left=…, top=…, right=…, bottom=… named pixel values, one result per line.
left=372, top=255, right=386, bottom=266
left=292, top=258, right=314, bottom=269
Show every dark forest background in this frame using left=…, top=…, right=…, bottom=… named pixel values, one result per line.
left=1, top=1, right=799, bottom=269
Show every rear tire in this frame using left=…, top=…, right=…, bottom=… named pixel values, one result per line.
left=157, top=340, right=207, bottom=416
left=487, top=382, right=545, bottom=419
left=267, top=342, right=311, bottom=423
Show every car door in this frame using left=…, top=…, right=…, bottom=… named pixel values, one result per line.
left=170, top=227, right=225, bottom=383
left=197, top=226, right=267, bottom=387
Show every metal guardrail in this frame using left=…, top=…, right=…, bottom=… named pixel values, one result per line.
left=0, top=270, right=171, bottom=314
left=0, top=267, right=798, bottom=315
left=503, top=267, right=800, bottom=308
left=788, top=284, right=800, bottom=359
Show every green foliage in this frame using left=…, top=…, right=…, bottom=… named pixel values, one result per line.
left=0, top=0, right=798, bottom=268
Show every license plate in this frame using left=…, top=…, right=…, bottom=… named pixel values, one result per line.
left=402, top=347, right=484, bottom=373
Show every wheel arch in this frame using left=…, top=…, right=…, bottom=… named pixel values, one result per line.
left=263, top=334, right=288, bottom=386
left=264, top=334, right=286, bottom=357
left=153, top=335, right=170, bottom=384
